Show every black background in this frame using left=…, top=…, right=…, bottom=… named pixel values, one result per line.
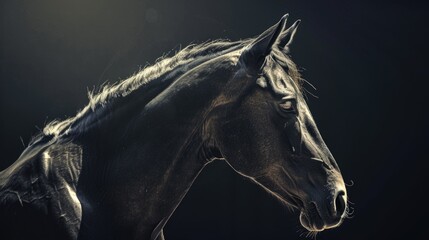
left=1, top=0, right=428, bottom=239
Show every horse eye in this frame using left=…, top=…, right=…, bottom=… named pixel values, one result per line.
left=279, top=100, right=295, bottom=112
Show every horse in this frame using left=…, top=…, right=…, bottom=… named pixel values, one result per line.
left=0, top=14, right=348, bottom=240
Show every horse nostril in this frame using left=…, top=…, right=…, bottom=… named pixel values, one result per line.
left=334, top=190, right=346, bottom=218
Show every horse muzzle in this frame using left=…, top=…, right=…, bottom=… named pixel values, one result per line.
left=299, top=189, right=347, bottom=232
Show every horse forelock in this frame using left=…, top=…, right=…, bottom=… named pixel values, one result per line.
left=264, top=47, right=303, bottom=94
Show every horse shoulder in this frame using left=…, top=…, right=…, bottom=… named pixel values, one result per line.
left=42, top=142, right=83, bottom=237
left=0, top=140, right=83, bottom=240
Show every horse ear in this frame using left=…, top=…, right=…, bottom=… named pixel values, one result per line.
left=277, top=19, right=301, bottom=52
left=239, top=14, right=289, bottom=72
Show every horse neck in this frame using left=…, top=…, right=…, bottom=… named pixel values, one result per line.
left=77, top=52, right=240, bottom=163
left=75, top=53, right=240, bottom=237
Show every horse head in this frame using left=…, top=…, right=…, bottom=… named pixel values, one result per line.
left=210, top=14, right=348, bottom=232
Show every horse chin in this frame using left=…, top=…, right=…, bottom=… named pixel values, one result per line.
left=299, top=208, right=326, bottom=232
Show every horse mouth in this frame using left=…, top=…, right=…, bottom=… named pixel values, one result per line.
left=299, top=202, right=326, bottom=232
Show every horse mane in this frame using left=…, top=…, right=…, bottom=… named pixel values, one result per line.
left=87, top=40, right=250, bottom=110
left=40, top=39, right=302, bottom=141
